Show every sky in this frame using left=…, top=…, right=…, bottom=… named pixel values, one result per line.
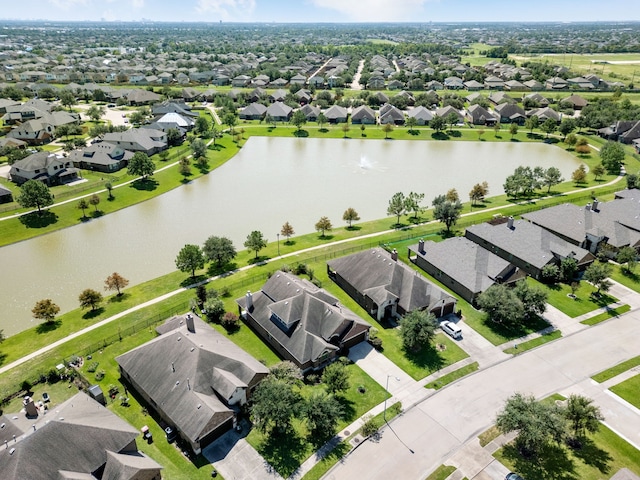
left=0, top=0, right=638, bottom=23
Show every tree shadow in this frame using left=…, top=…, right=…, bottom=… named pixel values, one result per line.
left=248, top=255, right=269, bottom=265
left=179, top=274, right=207, bottom=288
left=207, top=262, right=238, bottom=277
left=402, top=345, right=445, bottom=372
left=284, top=240, right=296, bottom=246
left=257, top=428, right=308, bottom=478
left=19, top=210, right=58, bottom=229
left=36, top=320, right=62, bottom=334
left=318, top=128, right=329, bottom=133
left=90, top=210, right=104, bottom=218
left=79, top=215, right=90, bottom=223
left=431, top=132, right=449, bottom=140
left=0, top=351, right=6, bottom=367
left=336, top=395, right=357, bottom=424
left=485, top=315, right=550, bottom=340
left=502, top=443, right=577, bottom=480
left=293, top=129, right=309, bottom=137
left=510, top=138, right=521, bottom=142
left=318, top=234, right=335, bottom=241
left=450, top=130, right=461, bottom=137
left=209, top=143, right=226, bottom=151
left=571, top=437, right=612, bottom=473
left=620, top=268, right=640, bottom=282
left=130, top=178, right=159, bottom=191
left=407, top=129, right=420, bottom=136
left=108, top=292, right=130, bottom=303
left=82, top=307, right=105, bottom=320
left=345, top=225, right=362, bottom=232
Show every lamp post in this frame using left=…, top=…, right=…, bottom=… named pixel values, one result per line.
left=277, top=233, right=280, bottom=256
left=383, top=374, right=400, bottom=422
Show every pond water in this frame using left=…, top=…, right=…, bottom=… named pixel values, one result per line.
left=0, top=137, right=581, bottom=335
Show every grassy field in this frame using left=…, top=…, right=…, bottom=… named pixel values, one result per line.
left=580, top=304, right=630, bottom=326
left=610, top=264, right=640, bottom=293
left=494, top=423, right=640, bottom=480
left=526, top=277, right=618, bottom=318
left=592, top=355, right=640, bottom=383
left=610, top=374, right=640, bottom=409
left=478, top=425, right=501, bottom=448
left=424, top=362, right=479, bottom=390
left=503, top=330, right=562, bottom=355
left=425, top=464, right=457, bottom=480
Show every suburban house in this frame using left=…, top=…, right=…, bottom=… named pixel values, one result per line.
left=324, top=105, right=348, bottom=124
left=69, top=143, right=134, bottom=173
left=522, top=198, right=640, bottom=254
left=10, top=152, right=80, bottom=185
left=527, top=107, right=561, bottom=123
left=561, top=94, right=588, bottom=110
left=126, top=89, right=162, bottom=105
left=327, top=249, right=457, bottom=321
left=406, top=106, right=433, bottom=125
left=408, top=237, right=522, bottom=305
left=0, top=184, right=13, bottom=204
left=0, top=392, right=163, bottom=480
left=465, top=217, right=594, bottom=279
left=466, top=104, right=497, bottom=126
left=524, top=93, right=550, bottom=107
left=265, top=101, right=293, bottom=122
left=379, top=104, right=405, bottom=125
left=236, top=271, right=370, bottom=372
left=435, top=105, right=464, bottom=123
left=6, top=111, right=79, bottom=145
left=269, top=89, right=287, bottom=103
left=151, top=112, right=196, bottom=131
left=494, top=103, right=527, bottom=125
left=546, top=76, right=569, bottom=90
left=598, top=121, right=640, bottom=144
left=488, top=92, right=515, bottom=106
left=152, top=100, right=199, bottom=118
left=102, top=128, right=167, bottom=155
left=484, top=76, right=506, bottom=90
left=350, top=105, right=377, bottom=124
left=299, top=104, right=321, bottom=122
left=116, top=313, right=268, bottom=455
left=239, top=102, right=267, bottom=120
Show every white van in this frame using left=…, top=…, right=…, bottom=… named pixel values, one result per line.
left=441, top=321, right=462, bottom=339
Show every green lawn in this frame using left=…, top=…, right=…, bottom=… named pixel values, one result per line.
left=478, top=425, right=501, bottom=448
left=581, top=304, right=631, bottom=326
left=425, top=465, right=457, bottom=480
left=592, top=355, right=640, bottom=383
left=610, top=265, right=640, bottom=293
left=494, top=423, right=640, bottom=480
left=425, top=362, right=479, bottom=390
left=503, top=330, right=562, bottom=355
left=526, top=277, right=618, bottom=318
left=610, top=374, right=640, bottom=409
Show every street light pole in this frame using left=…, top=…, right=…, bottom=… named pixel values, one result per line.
left=383, top=374, right=400, bottom=422
left=277, top=233, right=280, bottom=256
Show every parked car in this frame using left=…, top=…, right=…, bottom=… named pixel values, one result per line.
left=506, top=473, right=525, bottom=480
left=441, top=320, right=462, bottom=339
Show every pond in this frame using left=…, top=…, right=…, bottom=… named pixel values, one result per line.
left=0, top=137, right=581, bottom=335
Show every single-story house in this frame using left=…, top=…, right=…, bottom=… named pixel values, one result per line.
left=0, top=184, right=13, bottom=204
left=599, top=121, right=640, bottom=144
left=379, top=104, right=405, bottom=125
left=494, top=103, right=526, bottom=125
left=435, top=105, right=464, bottom=123
left=290, top=74, right=307, bottom=85
left=69, top=143, right=134, bottom=173
left=465, top=217, right=595, bottom=279
left=406, top=106, right=433, bottom=125
left=0, top=392, right=162, bottom=480
left=126, top=89, right=162, bottom=106
left=269, top=89, right=288, bottom=103
left=117, top=314, right=268, bottom=454
left=504, top=80, right=528, bottom=91
left=351, top=105, right=376, bottom=125
left=239, top=102, right=267, bottom=121
left=324, top=105, right=348, bottom=124
left=524, top=93, right=550, bottom=107
left=527, top=107, right=561, bottom=123
left=327, top=248, right=457, bottom=321
left=265, top=101, right=293, bottom=122
left=484, top=76, right=506, bottom=90
left=522, top=198, right=640, bottom=254
left=408, top=237, right=522, bottom=305
left=466, top=104, right=497, bottom=126
left=546, top=76, right=569, bottom=90
left=488, top=92, right=515, bottom=106
left=299, top=104, right=321, bottom=122
left=561, top=94, right=588, bottom=110
left=444, top=76, right=465, bottom=90
left=248, top=87, right=266, bottom=103
left=464, top=80, right=484, bottom=91
left=295, top=89, right=313, bottom=105
left=153, top=100, right=199, bottom=118
left=102, top=128, right=167, bottom=156
left=236, top=271, right=370, bottom=372
left=10, top=151, right=79, bottom=185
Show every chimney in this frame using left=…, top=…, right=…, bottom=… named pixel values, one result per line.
left=593, top=199, right=599, bottom=211
left=507, top=216, right=514, bottom=229
left=586, top=203, right=591, bottom=211
left=391, top=249, right=398, bottom=261
left=185, top=313, right=195, bottom=333
left=418, top=239, right=425, bottom=254
left=245, top=291, right=253, bottom=311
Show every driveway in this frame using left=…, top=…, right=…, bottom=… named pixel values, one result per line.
left=327, top=311, right=640, bottom=479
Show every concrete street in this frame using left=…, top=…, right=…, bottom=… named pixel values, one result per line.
left=326, top=311, right=640, bottom=480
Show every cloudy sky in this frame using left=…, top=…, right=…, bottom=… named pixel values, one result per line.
left=1, top=0, right=638, bottom=22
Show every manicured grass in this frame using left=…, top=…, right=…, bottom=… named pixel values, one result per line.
left=610, top=374, right=640, bottom=409
left=494, top=423, right=640, bottom=480
left=610, top=265, right=640, bottom=293
left=592, top=355, right=640, bottom=383
left=581, top=304, right=631, bottom=326
left=526, top=277, right=618, bottom=318
left=425, top=362, right=479, bottom=390
left=503, top=330, right=562, bottom=355
left=425, top=464, right=456, bottom=480
left=478, top=425, right=501, bottom=448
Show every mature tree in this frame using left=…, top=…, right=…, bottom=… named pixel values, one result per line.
left=600, top=141, right=625, bottom=174
left=433, top=199, right=463, bottom=233
left=445, top=112, right=459, bottom=131
left=382, top=123, right=394, bottom=139
left=565, top=132, right=578, bottom=147
left=571, top=164, right=587, bottom=184
left=251, top=377, right=302, bottom=435
left=105, top=182, right=114, bottom=200
left=178, top=156, right=192, bottom=179
left=175, top=244, right=205, bottom=278
left=525, top=115, right=539, bottom=134
left=404, top=191, right=425, bottom=220
left=558, top=117, right=577, bottom=139
left=541, top=166, right=564, bottom=193
left=104, top=272, right=129, bottom=296
left=584, top=262, right=613, bottom=294
left=32, top=299, right=60, bottom=324
left=59, top=90, right=76, bottom=111
left=89, top=194, right=100, bottom=212
left=477, top=284, right=525, bottom=329
left=429, top=115, right=446, bottom=133
left=77, top=198, right=89, bottom=218
left=270, top=361, right=303, bottom=384
left=194, top=116, right=210, bottom=136
left=291, top=110, right=307, bottom=132
left=406, top=116, right=418, bottom=133
left=166, top=128, right=182, bottom=147
left=128, top=110, right=146, bottom=125
left=493, top=122, right=501, bottom=136
left=17, top=180, right=54, bottom=214
left=592, top=163, right=606, bottom=181
left=190, top=138, right=207, bottom=161
left=540, top=118, right=557, bottom=138
left=315, top=216, right=333, bottom=237
left=342, top=207, right=360, bottom=228
left=78, top=288, right=103, bottom=311
left=616, top=246, right=637, bottom=273
left=496, top=393, right=566, bottom=458
left=86, top=105, right=105, bottom=122
left=223, top=112, right=238, bottom=134
left=128, top=152, right=155, bottom=179
left=469, top=182, right=488, bottom=206
left=445, top=188, right=459, bottom=203
left=387, top=192, right=406, bottom=225
left=560, top=257, right=579, bottom=283
left=626, top=173, right=638, bottom=189
left=280, top=221, right=295, bottom=242
left=203, top=296, right=225, bottom=323
left=509, top=122, right=518, bottom=139
left=564, top=394, right=604, bottom=448
left=304, top=391, right=344, bottom=441
left=244, top=230, right=268, bottom=259
left=203, top=235, right=236, bottom=267
left=316, top=112, right=327, bottom=130
left=541, top=264, right=560, bottom=283
left=513, top=280, right=548, bottom=320
left=400, top=310, right=437, bottom=352
left=322, top=361, right=350, bottom=395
